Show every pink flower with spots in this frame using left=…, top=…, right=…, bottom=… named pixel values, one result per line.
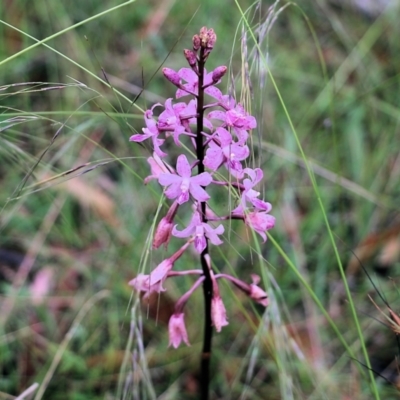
left=208, top=99, right=256, bottom=144
left=245, top=210, right=276, bottom=242
left=204, top=127, right=249, bottom=177
left=158, top=154, right=212, bottom=204
left=172, top=210, right=224, bottom=253
left=225, top=103, right=256, bottom=131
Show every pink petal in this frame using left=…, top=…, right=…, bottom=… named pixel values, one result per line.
left=144, top=154, right=172, bottom=184
left=172, top=211, right=200, bottom=238
left=231, top=204, right=244, bottom=217
left=204, top=146, right=223, bottom=171
left=251, top=199, right=272, bottom=212
left=203, top=116, right=214, bottom=131
left=220, top=95, right=236, bottom=109
left=203, top=71, right=214, bottom=86
left=191, top=172, right=212, bottom=186
left=203, top=223, right=224, bottom=246
left=173, top=126, right=187, bottom=146
left=224, top=143, right=249, bottom=164
left=249, top=274, right=269, bottom=307
left=246, top=212, right=276, bottom=242
left=243, top=167, right=257, bottom=182
left=172, top=223, right=195, bottom=238
left=130, top=133, right=149, bottom=142
left=159, top=173, right=182, bottom=186
left=165, top=182, right=184, bottom=200
left=234, top=129, right=249, bottom=145
left=176, top=88, right=191, bottom=98
left=152, top=139, right=167, bottom=158
left=244, top=168, right=263, bottom=186
left=205, top=86, right=223, bottom=100
left=208, top=110, right=226, bottom=121
left=189, top=184, right=210, bottom=202
left=168, top=313, right=190, bottom=348
left=148, top=259, right=173, bottom=285
left=216, top=127, right=232, bottom=146
left=176, top=155, right=192, bottom=178
left=180, top=99, right=197, bottom=118
left=178, top=68, right=198, bottom=84
left=211, top=296, right=229, bottom=332
left=177, top=190, right=190, bottom=205
left=194, top=234, right=207, bottom=253
left=129, top=273, right=149, bottom=291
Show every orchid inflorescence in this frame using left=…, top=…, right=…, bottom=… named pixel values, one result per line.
left=129, top=27, right=275, bottom=349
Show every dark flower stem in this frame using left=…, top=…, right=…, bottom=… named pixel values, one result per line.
left=196, top=46, right=213, bottom=400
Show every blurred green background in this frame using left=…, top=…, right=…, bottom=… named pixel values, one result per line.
left=1, top=0, right=400, bottom=399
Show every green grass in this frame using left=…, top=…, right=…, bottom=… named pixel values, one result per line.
left=1, top=0, right=400, bottom=399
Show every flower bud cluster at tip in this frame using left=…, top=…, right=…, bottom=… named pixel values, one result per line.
left=129, top=27, right=275, bottom=348
left=198, top=26, right=216, bottom=50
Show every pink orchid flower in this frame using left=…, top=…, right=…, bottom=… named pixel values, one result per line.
left=157, top=98, right=189, bottom=146
left=158, top=98, right=213, bottom=141
left=172, top=210, right=224, bottom=253
left=128, top=258, right=173, bottom=298
left=245, top=210, right=276, bottom=242
left=158, top=154, right=212, bottom=204
left=204, top=127, right=249, bottom=177
left=208, top=99, right=256, bottom=144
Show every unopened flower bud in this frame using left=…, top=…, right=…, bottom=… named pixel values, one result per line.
left=211, top=295, right=228, bottom=332
left=206, top=29, right=216, bottom=49
left=153, top=202, right=179, bottom=249
left=212, top=66, right=227, bottom=83
left=249, top=274, right=269, bottom=307
left=153, top=217, right=173, bottom=249
left=199, top=27, right=208, bottom=44
left=162, top=68, right=181, bottom=86
left=183, top=49, right=197, bottom=69
left=199, top=27, right=216, bottom=49
left=168, top=313, right=190, bottom=348
left=192, top=34, right=201, bottom=51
